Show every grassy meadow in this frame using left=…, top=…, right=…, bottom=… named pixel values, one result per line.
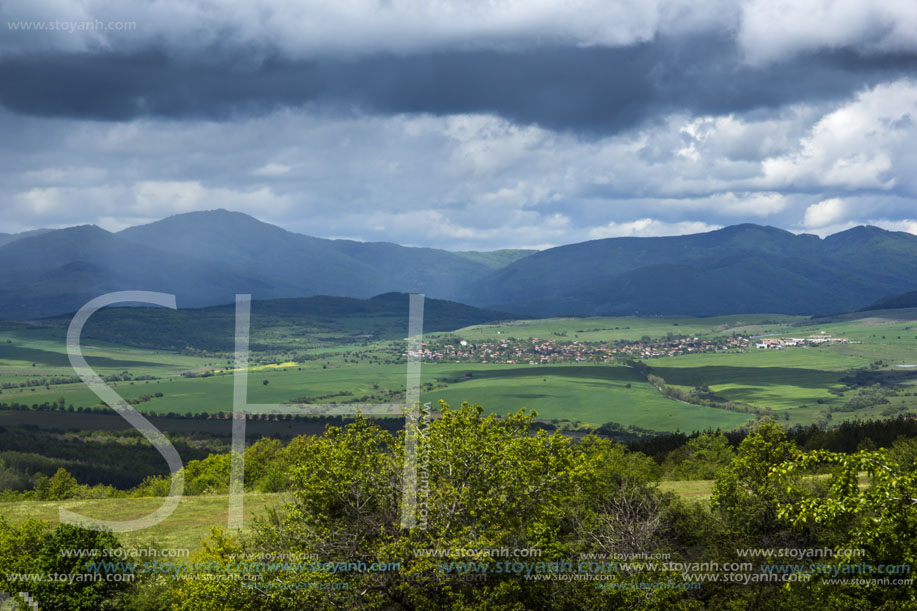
left=0, top=493, right=284, bottom=551
left=0, top=480, right=720, bottom=554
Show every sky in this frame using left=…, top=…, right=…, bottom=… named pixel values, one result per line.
left=1, top=0, right=916, bottom=251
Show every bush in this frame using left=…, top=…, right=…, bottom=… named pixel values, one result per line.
left=0, top=518, right=128, bottom=610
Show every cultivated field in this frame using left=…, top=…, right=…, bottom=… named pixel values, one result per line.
left=3, top=310, right=917, bottom=432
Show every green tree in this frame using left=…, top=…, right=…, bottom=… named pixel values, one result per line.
left=244, top=437, right=288, bottom=492
left=0, top=518, right=126, bottom=610
left=664, top=433, right=734, bottom=480
left=172, top=402, right=688, bottom=610
left=751, top=443, right=917, bottom=610
left=772, top=447, right=917, bottom=567
left=34, top=468, right=80, bottom=501
left=711, top=421, right=800, bottom=540
left=183, top=454, right=231, bottom=495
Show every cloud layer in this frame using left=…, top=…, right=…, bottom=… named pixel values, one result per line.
left=3, top=0, right=915, bottom=62
left=1, top=0, right=916, bottom=248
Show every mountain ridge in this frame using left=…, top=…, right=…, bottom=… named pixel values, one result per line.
left=3, top=210, right=917, bottom=319
left=0, top=210, right=533, bottom=319
left=466, top=222, right=917, bottom=316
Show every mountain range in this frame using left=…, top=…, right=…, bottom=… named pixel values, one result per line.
left=464, top=223, right=917, bottom=316
left=0, top=210, right=529, bottom=319
left=1, top=210, right=916, bottom=319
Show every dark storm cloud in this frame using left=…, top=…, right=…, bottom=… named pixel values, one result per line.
left=4, top=0, right=917, bottom=247
left=3, top=35, right=915, bottom=132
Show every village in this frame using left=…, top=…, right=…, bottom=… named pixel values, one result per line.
left=753, top=334, right=850, bottom=349
left=409, top=332, right=850, bottom=364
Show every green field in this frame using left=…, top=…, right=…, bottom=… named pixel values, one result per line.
left=651, top=350, right=861, bottom=410
left=4, top=310, right=917, bottom=433
left=447, top=314, right=804, bottom=343
left=0, top=325, right=756, bottom=430
left=420, top=364, right=752, bottom=431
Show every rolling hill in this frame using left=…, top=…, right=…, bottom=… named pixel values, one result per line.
left=860, top=290, right=917, bottom=312
left=37, top=292, right=515, bottom=352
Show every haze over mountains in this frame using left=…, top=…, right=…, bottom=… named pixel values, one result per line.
left=1, top=210, right=916, bottom=320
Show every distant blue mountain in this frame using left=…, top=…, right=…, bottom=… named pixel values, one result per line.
left=0, top=228, right=53, bottom=248
left=464, top=224, right=917, bottom=316
left=1, top=211, right=915, bottom=319
left=0, top=210, right=530, bottom=319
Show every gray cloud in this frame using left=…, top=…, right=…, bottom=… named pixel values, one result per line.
left=2, top=0, right=914, bottom=63
left=2, top=0, right=916, bottom=249
left=2, top=75, right=916, bottom=250
left=2, top=37, right=916, bottom=134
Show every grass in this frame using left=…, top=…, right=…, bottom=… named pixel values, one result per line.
left=658, top=479, right=714, bottom=501
left=654, top=472, right=871, bottom=504
left=0, top=327, right=756, bottom=430
left=5, top=310, right=917, bottom=433
left=421, top=364, right=753, bottom=431
left=652, top=362, right=849, bottom=411
left=647, top=344, right=908, bottom=413
left=0, top=478, right=722, bottom=553
left=446, top=314, right=804, bottom=343
left=438, top=314, right=917, bottom=426
left=0, top=327, right=206, bottom=371
left=0, top=493, right=285, bottom=552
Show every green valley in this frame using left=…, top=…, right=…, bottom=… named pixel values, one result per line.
left=3, top=301, right=917, bottom=435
